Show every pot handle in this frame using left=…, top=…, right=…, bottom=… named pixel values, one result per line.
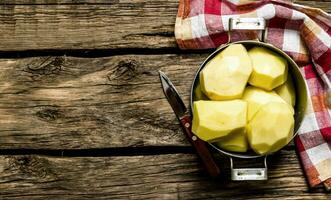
left=228, top=18, right=267, bottom=43
left=230, top=156, right=268, bottom=181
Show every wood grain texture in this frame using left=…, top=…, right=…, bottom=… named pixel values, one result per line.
left=0, top=0, right=178, bottom=51
left=0, top=151, right=329, bottom=199
left=0, top=54, right=209, bottom=149
left=0, top=0, right=329, bottom=51
left=0, top=1, right=329, bottom=199
left=0, top=53, right=299, bottom=149
left=1, top=0, right=330, bottom=4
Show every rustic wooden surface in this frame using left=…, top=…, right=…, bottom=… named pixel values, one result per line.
left=0, top=55, right=200, bottom=149
left=0, top=151, right=329, bottom=199
left=0, top=0, right=329, bottom=51
left=0, top=0, right=330, bottom=199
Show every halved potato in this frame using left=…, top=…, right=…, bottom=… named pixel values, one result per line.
left=192, top=100, right=247, bottom=142
left=193, top=83, right=209, bottom=101
left=246, top=102, right=294, bottom=155
left=215, top=129, right=248, bottom=152
left=274, top=74, right=296, bottom=106
left=248, top=47, right=288, bottom=91
left=242, top=86, right=292, bottom=121
left=200, top=44, right=252, bottom=100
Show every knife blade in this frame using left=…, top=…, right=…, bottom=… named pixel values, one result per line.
left=159, top=71, right=187, bottom=118
left=159, top=71, right=220, bottom=177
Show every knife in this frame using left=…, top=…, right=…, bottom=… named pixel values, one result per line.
left=159, top=71, right=220, bottom=177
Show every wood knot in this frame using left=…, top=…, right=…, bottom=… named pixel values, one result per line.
left=107, top=60, right=139, bottom=82
left=36, top=107, right=62, bottom=121
left=25, top=57, right=65, bottom=81
left=8, top=156, right=56, bottom=179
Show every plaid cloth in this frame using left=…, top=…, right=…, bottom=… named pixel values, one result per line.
left=175, top=0, right=331, bottom=189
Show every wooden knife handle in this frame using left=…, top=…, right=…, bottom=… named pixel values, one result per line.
left=180, top=114, right=220, bottom=177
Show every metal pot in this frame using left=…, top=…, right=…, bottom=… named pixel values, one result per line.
left=189, top=18, right=308, bottom=181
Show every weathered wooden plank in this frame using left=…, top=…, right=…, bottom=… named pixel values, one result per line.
left=0, top=0, right=329, bottom=51
left=0, top=0, right=178, bottom=51
left=0, top=53, right=302, bottom=149
left=296, top=0, right=331, bottom=10
left=1, top=0, right=330, bottom=5
left=0, top=151, right=328, bottom=199
left=0, top=54, right=211, bottom=149
left=1, top=0, right=115, bottom=4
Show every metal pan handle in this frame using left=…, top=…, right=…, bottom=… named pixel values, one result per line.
left=230, top=156, right=268, bottom=181
left=228, top=18, right=267, bottom=43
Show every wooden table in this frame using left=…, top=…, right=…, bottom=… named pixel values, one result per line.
left=0, top=0, right=330, bottom=199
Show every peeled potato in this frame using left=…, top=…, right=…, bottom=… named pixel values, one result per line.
left=246, top=102, right=294, bottom=155
left=242, top=86, right=292, bottom=121
left=192, top=100, right=247, bottom=142
left=193, top=83, right=209, bottom=101
left=275, top=74, right=296, bottom=106
left=200, top=44, right=252, bottom=100
left=192, top=44, right=296, bottom=155
left=215, top=129, right=248, bottom=152
left=248, top=47, right=288, bottom=91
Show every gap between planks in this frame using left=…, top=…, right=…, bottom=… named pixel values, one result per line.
left=0, top=144, right=297, bottom=157
left=0, top=48, right=212, bottom=59
left=0, top=151, right=329, bottom=199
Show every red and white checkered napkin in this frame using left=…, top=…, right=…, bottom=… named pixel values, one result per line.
left=175, top=0, right=331, bottom=189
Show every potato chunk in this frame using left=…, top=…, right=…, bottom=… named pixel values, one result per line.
left=246, top=102, right=294, bottom=155
left=274, top=74, right=296, bottom=106
left=215, top=129, right=248, bottom=152
left=193, top=83, right=209, bottom=101
left=242, top=86, right=291, bottom=121
left=200, top=44, right=252, bottom=100
left=192, top=100, right=247, bottom=142
left=248, top=47, right=288, bottom=90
